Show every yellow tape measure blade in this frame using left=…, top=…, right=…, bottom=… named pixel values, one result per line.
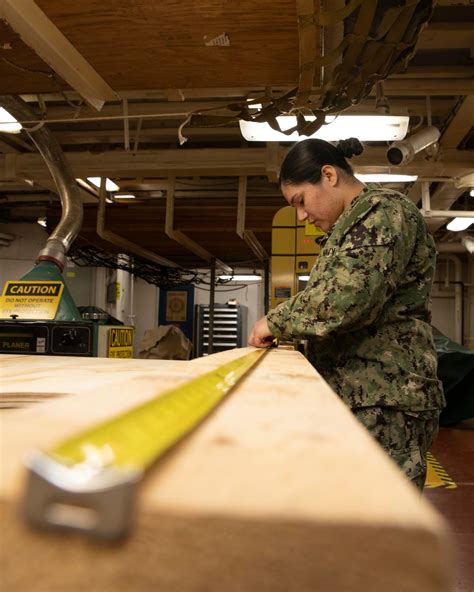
left=23, top=348, right=269, bottom=539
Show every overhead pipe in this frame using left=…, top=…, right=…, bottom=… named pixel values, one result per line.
left=438, top=254, right=463, bottom=344
left=437, top=243, right=468, bottom=254
left=437, top=239, right=474, bottom=254
left=0, top=95, right=82, bottom=270
left=462, top=236, right=474, bottom=254
left=421, top=181, right=474, bottom=219
left=237, top=176, right=269, bottom=262
left=0, top=231, right=15, bottom=241
left=165, top=177, right=232, bottom=274
left=97, top=177, right=179, bottom=268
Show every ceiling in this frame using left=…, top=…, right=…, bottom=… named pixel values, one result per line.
left=0, top=0, right=473, bottom=271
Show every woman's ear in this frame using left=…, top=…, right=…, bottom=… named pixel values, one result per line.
left=320, top=164, right=338, bottom=187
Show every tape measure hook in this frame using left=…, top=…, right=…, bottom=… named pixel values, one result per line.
left=23, top=452, right=142, bottom=540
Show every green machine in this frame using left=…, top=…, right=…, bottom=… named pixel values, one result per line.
left=0, top=261, right=94, bottom=356
left=0, top=261, right=134, bottom=358
left=0, top=95, right=134, bottom=358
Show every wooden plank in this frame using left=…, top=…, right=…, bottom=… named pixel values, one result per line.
left=33, top=0, right=307, bottom=89
left=0, top=349, right=452, bottom=591
left=0, top=0, right=117, bottom=110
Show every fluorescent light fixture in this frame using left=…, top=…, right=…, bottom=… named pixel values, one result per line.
left=114, top=193, right=136, bottom=199
left=355, top=174, right=418, bottom=183
left=0, top=107, right=22, bottom=133
left=240, top=115, right=409, bottom=142
left=87, top=177, right=120, bottom=191
left=446, top=217, right=474, bottom=232
left=218, top=274, right=262, bottom=282
left=298, top=275, right=310, bottom=281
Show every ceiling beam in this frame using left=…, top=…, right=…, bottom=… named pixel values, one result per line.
left=417, top=22, right=474, bottom=51
left=380, top=78, right=474, bottom=95
left=0, top=0, right=117, bottom=110
left=3, top=147, right=472, bottom=179
left=440, top=96, right=474, bottom=149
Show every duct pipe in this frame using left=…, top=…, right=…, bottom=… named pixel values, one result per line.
left=166, top=177, right=232, bottom=274
left=237, top=176, right=269, bottom=261
left=0, top=95, right=82, bottom=270
left=439, top=255, right=463, bottom=344
left=462, top=236, right=474, bottom=255
left=437, top=243, right=468, bottom=253
left=97, top=177, right=179, bottom=268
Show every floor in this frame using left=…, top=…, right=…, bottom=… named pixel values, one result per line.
left=424, top=425, right=474, bottom=592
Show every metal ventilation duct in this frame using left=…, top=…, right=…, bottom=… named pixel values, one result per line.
left=0, top=95, right=82, bottom=270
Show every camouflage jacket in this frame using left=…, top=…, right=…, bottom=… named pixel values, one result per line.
left=267, top=184, right=445, bottom=412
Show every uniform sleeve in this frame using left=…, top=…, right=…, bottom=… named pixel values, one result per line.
left=266, top=202, right=415, bottom=340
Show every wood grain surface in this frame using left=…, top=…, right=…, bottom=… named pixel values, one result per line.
left=0, top=348, right=453, bottom=591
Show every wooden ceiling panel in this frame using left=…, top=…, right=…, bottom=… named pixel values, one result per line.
left=34, top=0, right=307, bottom=90
left=0, top=21, right=64, bottom=93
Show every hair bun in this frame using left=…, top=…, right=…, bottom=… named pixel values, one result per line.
left=336, top=138, right=364, bottom=159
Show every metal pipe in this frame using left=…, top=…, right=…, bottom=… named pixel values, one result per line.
left=165, top=177, right=232, bottom=273
left=427, top=210, right=474, bottom=218
left=208, top=259, right=216, bottom=356
left=439, top=255, right=463, bottom=344
left=236, top=175, right=268, bottom=261
left=96, top=176, right=179, bottom=268
left=0, top=95, right=82, bottom=270
left=263, top=258, right=270, bottom=315
left=437, top=242, right=468, bottom=253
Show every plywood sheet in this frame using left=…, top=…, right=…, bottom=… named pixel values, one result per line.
left=0, top=348, right=452, bottom=591
left=19, top=0, right=310, bottom=90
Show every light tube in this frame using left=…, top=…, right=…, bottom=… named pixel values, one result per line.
left=240, top=115, right=409, bottom=142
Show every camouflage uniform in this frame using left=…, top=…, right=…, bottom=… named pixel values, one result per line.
left=267, top=184, right=445, bottom=489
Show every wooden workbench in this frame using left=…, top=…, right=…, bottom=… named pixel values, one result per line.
left=0, top=348, right=452, bottom=591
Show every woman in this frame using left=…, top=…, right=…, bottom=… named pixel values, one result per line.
left=248, top=138, right=445, bottom=490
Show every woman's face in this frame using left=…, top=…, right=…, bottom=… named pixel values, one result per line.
left=281, top=167, right=346, bottom=233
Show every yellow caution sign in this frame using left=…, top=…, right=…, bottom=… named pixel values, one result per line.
left=425, top=452, right=457, bottom=489
left=107, top=327, right=134, bottom=358
left=0, top=281, right=64, bottom=320
left=23, top=347, right=270, bottom=540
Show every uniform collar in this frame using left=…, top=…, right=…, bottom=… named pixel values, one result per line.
left=319, top=183, right=383, bottom=243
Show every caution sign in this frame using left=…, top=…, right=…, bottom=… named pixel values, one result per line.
left=0, top=281, right=64, bottom=320
left=108, top=327, right=134, bottom=358
left=425, top=452, right=457, bottom=489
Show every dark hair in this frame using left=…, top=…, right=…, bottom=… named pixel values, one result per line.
left=279, top=138, right=364, bottom=185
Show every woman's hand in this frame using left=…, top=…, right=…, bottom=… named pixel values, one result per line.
left=248, top=316, right=275, bottom=348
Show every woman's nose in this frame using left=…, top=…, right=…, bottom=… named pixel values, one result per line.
left=297, top=208, right=307, bottom=221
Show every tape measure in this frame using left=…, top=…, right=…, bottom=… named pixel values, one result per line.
left=23, top=348, right=270, bottom=540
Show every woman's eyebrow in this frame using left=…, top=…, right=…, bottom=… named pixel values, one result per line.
left=289, top=193, right=299, bottom=206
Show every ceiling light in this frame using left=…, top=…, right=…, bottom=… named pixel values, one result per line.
left=0, top=107, right=22, bottom=133
left=470, top=189, right=474, bottom=197
left=240, top=115, right=409, bottom=142
left=298, top=275, right=310, bottom=281
left=114, top=193, right=136, bottom=199
left=355, top=174, right=418, bottom=183
left=218, top=274, right=262, bottom=282
left=37, top=217, right=47, bottom=227
left=87, top=177, right=120, bottom=191
left=446, top=217, right=474, bottom=232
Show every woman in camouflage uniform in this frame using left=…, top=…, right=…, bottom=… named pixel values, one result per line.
left=248, top=138, right=445, bottom=490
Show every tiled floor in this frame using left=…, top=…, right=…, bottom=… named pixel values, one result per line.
left=425, top=425, right=474, bottom=592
